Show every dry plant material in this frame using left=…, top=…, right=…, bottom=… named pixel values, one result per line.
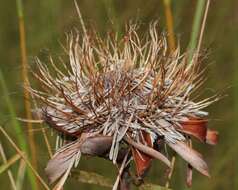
left=29, top=22, right=219, bottom=189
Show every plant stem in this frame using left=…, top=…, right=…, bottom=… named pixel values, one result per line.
left=16, top=0, right=37, bottom=164
left=188, top=0, right=206, bottom=63
left=103, top=0, right=121, bottom=34
left=71, top=170, right=171, bottom=190
left=195, top=0, right=210, bottom=62
left=163, top=0, right=176, bottom=52
left=15, top=0, right=38, bottom=189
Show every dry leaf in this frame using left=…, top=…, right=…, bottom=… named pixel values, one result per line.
left=132, top=132, right=153, bottom=177
left=167, top=141, right=210, bottom=177
left=46, top=135, right=112, bottom=184
left=206, top=129, right=218, bottom=145
left=179, top=118, right=207, bottom=142
left=45, top=140, right=81, bottom=184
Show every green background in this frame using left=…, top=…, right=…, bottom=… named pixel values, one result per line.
left=0, top=0, right=237, bottom=189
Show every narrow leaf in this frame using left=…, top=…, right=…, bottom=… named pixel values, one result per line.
left=167, top=141, right=210, bottom=177
left=124, top=136, right=171, bottom=167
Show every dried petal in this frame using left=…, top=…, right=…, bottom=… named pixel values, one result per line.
left=46, top=135, right=112, bottom=184
left=206, top=129, right=219, bottom=145
left=124, top=136, right=171, bottom=167
left=132, top=148, right=152, bottom=177
left=80, top=136, right=112, bottom=156
left=45, top=140, right=81, bottom=184
left=131, top=132, right=153, bottom=177
left=167, top=141, right=210, bottom=177
left=179, top=118, right=207, bottom=142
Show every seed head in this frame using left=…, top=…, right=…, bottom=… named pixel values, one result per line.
left=29, top=22, right=218, bottom=189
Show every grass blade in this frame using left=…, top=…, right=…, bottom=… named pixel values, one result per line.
left=0, top=154, right=21, bottom=174
left=0, top=142, right=17, bottom=190
left=0, top=126, right=50, bottom=190
left=188, top=0, right=206, bottom=62
left=16, top=160, right=26, bottom=190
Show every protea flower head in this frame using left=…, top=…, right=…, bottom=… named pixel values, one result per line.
left=29, top=21, right=219, bottom=189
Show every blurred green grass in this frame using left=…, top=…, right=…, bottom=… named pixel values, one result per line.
left=0, top=0, right=238, bottom=189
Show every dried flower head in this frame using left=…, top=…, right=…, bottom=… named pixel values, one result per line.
left=29, top=22, right=218, bottom=189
